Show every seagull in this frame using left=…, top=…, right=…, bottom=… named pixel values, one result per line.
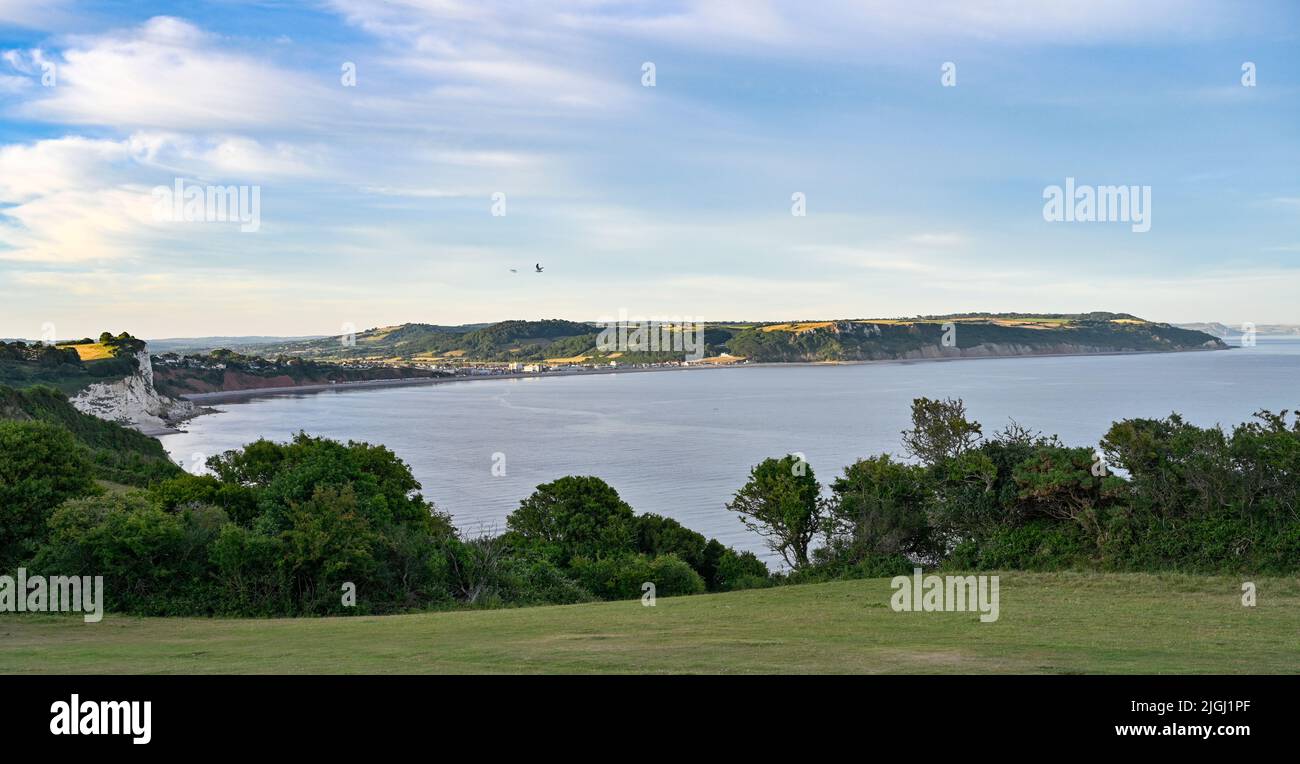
left=534, top=263, right=544, bottom=273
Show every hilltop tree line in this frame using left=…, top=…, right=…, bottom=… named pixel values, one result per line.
left=2, top=386, right=1297, bottom=618
left=0, top=333, right=144, bottom=392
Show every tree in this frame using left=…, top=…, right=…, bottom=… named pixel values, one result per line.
left=1012, top=445, right=1111, bottom=535
left=506, top=476, right=637, bottom=564
left=0, top=420, right=95, bottom=566
left=827, top=455, right=933, bottom=560
left=1101, top=414, right=1224, bottom=518
left=279, top=485, right=376, bottom=611
left=901, top=397, right=983, bottom=466
left=207, top=433, right=450, bottom=534
left=726, top=455, right=823, bottom=569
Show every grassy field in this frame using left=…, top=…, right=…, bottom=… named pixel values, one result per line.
left=2, top=573, right=1297, bottom=674
left=59, top=342, right=114, bottom=361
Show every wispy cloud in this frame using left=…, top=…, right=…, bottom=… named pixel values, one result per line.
left=13, top=17, right=335, bottom=130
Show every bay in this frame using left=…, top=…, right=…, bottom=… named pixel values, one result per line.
left=160, top=338, right=1299, bottom=563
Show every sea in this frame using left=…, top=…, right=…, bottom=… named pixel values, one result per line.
left=161, top=338, right=1299, bottom=563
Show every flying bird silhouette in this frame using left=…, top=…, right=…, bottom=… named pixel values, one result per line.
left=534, top=263, right=544, bottom=273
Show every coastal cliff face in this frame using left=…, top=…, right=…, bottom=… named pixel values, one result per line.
left=69, top=350, right=204, bottom=433
left=895, top=339, right=1224, bottom=361
left=721, top=319, right=1228, bottom=364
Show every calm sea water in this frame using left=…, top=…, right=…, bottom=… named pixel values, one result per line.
left=160, top=339, right=1300, bottom=562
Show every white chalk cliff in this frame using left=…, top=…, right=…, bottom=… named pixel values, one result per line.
left=69, top=349, right=203, bottom=433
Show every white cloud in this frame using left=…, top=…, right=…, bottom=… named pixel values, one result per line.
left=0, top=133, right=325, bottom=263
left=560, top=0, right=799, bottom=48
left=327, top=1, right=636, bottom=112
left=0, top=135, right=132, bottom=200
left=15, top=17, right=335, bottom=130
left=127, top=133, right=326, bottom=178
left=0, top=137, right=143, bottom=262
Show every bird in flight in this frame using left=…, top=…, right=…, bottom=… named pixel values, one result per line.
left=509, top=268, right=517, bottom=273
left=534, top=263, right=544, bottom=273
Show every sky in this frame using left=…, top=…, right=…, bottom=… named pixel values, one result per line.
left=0, top=0, right=1297, bottom=339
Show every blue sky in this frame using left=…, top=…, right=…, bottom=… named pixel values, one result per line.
left=1, top=0, right=1297, bottom=338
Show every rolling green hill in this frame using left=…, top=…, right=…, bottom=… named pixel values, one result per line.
left=234, top=313, right=1226, bottom=365
left=2, top=572, right=1293, bottom=674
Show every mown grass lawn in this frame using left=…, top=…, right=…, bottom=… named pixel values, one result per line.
left=2, top=573, right=1296, bottom=674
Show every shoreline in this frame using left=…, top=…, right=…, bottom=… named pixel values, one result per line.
left=175, top=345, right=1228, bottom=408
left=178, top=364, right=722, bottom=404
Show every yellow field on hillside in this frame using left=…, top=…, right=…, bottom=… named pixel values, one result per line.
left=365, top=326, right=401, bottom=341
left=60, top=343, right=113, bottom=360
left=761, top=321, right=834, bottom=333
left=858, top=317, right=1079, bottom=330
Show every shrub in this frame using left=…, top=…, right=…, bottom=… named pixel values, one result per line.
left=278, top=485, right=377, bottom=614
left=827, top=455, right=934, bottom=561
left=712, top=548, right=771, bottom=591
left=149, top=474, right=259, bottom=526
left=210, top=523, right=290, bottom=615
left=947, top=522, right=1092, bottom=571
left=495, top=554, right=593, bottom=607
left=0, top=420, right=96, bottom=567
left=570, top=553, right=705, bottom=600
left=33, top=492, right=225, bottom=615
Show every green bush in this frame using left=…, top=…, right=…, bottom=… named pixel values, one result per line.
left=1097, top=511, right=1298, bottom=574
left=149, top=474, right=260, bottom=525
left=494, top=554, right=593, bottom=607
left=712, top=548, right=771, bottom=591
left=0, top=420, right=96, bottom=567
left=947, top=522, right=1092, bottom=571
left=632, top=513, right=755, bottom=591
left=506, top=476, right=638, bottom=565
left=827, top=455, right=935, bottom=561
left=570, top=553, right=705, bottom=600
left=32, top=493, right=225, bottom=615
left=209, top=523, right=290, bottom=615
left=786, top=550, right=914, bottom=584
